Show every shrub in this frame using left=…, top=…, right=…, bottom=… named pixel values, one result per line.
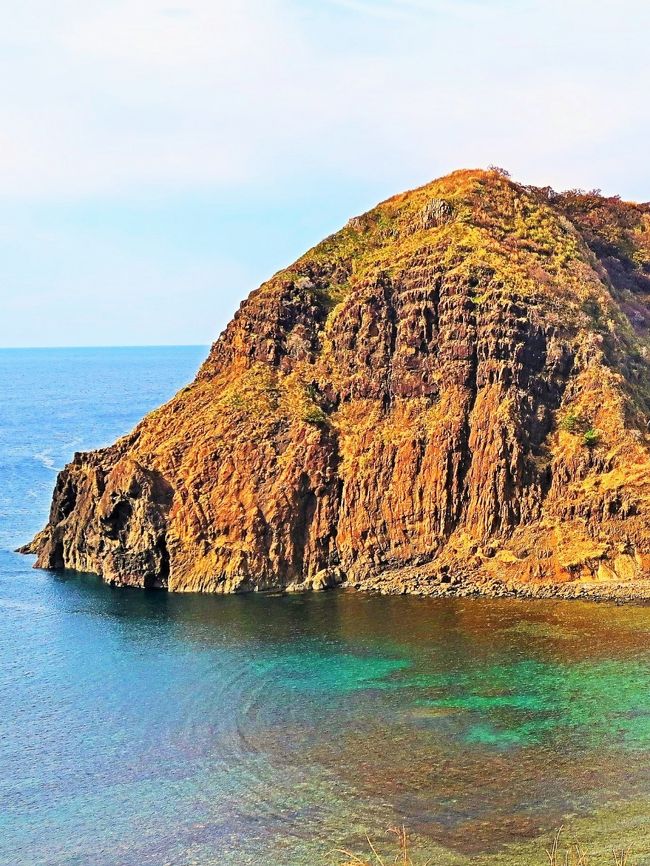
left=582, top=297, right=603, bottom=322
left=560, top=412, right=581, bottom=433
left=302, top=405, right=327, bottom=426
left=583, top=427, right=601, bottom=448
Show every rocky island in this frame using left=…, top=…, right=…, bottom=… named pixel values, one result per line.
left=22, top=169, right=650, bottom=599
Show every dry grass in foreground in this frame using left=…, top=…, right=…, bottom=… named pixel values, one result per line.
left=336, top=826, right=419, bottom=866
left=546, top=828, right=632, bottom=866
left=335, top=826, right=634, bottom=866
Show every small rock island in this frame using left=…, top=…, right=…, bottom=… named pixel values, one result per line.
left=23, top=169, right=650, bottom=599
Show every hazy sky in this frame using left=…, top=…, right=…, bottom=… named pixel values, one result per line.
left=2, top=0, right=649, bottom=348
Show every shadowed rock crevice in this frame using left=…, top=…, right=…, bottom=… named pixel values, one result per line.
left=145, top=537, right=170, bottom=590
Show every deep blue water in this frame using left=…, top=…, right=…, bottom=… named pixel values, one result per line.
left=1, top=347, right=650, bottom=866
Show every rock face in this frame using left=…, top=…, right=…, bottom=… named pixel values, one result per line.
left=23, top=170, right=650, bottom=597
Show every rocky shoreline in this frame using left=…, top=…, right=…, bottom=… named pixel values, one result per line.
left=282, top=555, right=650, bottom=602
left=345, top=573, right=650, bottom=602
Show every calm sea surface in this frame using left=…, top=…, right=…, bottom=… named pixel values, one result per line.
left=1, top=346, right=649, bottom=866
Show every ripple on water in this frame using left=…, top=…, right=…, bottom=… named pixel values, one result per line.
left=4, top=576, right=650, bottom=865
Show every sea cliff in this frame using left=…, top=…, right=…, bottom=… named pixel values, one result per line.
left=23, top=169, right=650, bottom=598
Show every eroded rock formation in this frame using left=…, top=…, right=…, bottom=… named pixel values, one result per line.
left=22, top=170, right=650, bottom=597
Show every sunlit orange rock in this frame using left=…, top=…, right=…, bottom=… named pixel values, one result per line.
left=22, top=169, right=650, bottom=598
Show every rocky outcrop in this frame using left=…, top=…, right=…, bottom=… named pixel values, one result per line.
left=22, top=169, right=650, bottom=597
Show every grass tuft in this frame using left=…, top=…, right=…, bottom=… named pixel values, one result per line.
left=336, top=826, right=428, bottom=866
left=336, top=827, right=634, bottom=866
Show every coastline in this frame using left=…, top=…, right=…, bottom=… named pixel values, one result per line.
left=20, top=545, right=650, bottom=602
left=346, top=574, right=650, bottom=603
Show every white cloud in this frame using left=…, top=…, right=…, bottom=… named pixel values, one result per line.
left=0, top=0, right=648, bottom=200
left=1, top=0, right=649, bottom=347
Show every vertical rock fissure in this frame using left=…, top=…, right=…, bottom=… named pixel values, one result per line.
left=146, top=536, right=170, bottom=590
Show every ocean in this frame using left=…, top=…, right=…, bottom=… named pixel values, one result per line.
left=1, top=346, right=649, bottom=866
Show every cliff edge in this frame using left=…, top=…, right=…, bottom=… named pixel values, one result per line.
left=22, top=169, right=650, bottom=598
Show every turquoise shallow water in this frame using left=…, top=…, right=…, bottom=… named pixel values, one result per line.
left=1, top=347, right=650, bottom=866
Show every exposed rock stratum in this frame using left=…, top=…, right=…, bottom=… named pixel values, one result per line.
left=22, top=170, right=650, bottom=598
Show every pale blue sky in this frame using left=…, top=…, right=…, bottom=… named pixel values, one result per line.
left=1, top=0, right=649, bottom=347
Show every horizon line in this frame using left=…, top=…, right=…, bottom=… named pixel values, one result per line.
left=0, top=343, right=211, bottom=351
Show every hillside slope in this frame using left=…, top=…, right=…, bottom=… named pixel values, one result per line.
left=23, top=169, right=650, bottom=598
